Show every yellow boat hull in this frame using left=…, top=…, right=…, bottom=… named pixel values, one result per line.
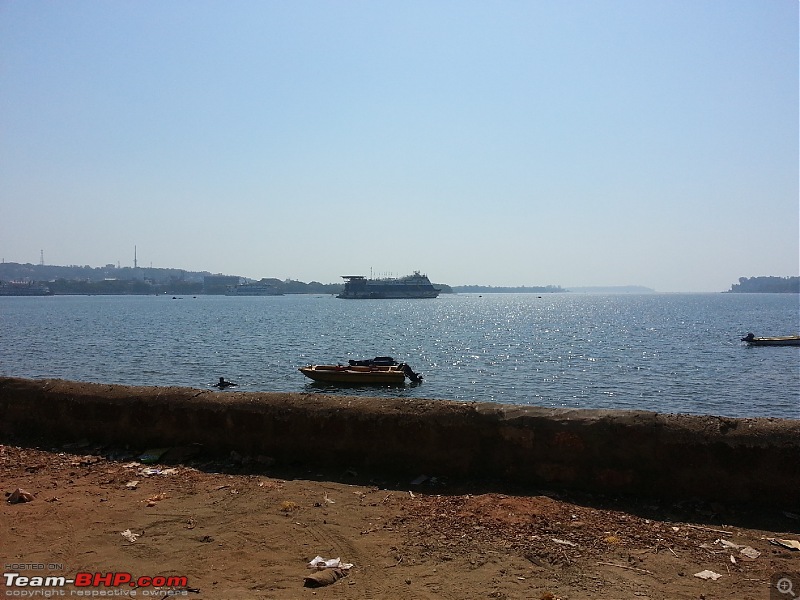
left=299, top=365, right=407, bottom=384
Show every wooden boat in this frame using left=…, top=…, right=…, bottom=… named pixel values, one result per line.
left=299, top=364, right=408, bottom=384
left=299, top=357, right=423, bottom=384
left=741, top=333, right=800, bottom=347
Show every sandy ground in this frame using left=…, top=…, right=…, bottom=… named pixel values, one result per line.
left=1, top=442, right=798, bottom=600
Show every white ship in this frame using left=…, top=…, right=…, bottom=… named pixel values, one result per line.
left=337, top=272, right=440, bottom=299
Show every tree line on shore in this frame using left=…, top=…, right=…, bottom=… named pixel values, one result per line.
left=726, top=276, right=799, bottom=293
left=3, top=261, right=796, bottom=295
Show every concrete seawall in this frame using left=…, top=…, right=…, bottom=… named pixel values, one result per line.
left=1, top=377, right=797, bottom=506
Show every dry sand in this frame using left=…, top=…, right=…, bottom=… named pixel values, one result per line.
left=2, top=442, right=798, bottom=599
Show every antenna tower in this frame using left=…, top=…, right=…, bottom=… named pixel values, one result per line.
left=40, top=250, right=44, bottom=266
left=134, top=246, right=138, bottom=269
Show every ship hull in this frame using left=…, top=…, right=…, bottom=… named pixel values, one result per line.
left=299, top=365, right=407, bottom=384
left=338, top=289, right=440, bottom=299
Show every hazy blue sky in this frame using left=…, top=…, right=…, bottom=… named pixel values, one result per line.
left=1, top=1, right=797, bottom=292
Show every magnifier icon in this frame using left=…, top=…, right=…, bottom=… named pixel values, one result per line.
left=778, top=577, right=796, bottom=597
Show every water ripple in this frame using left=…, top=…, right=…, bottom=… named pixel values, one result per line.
left=1, top=293, right=798, bottom=418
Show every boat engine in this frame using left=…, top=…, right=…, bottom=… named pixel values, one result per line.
left=401, top=363, right=423, bottom=383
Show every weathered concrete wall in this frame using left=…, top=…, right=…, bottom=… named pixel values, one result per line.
left=1, top=377, right=797, bottom=506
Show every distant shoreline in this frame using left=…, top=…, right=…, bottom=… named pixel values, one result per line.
left=1, top=261, right=798, bottom=295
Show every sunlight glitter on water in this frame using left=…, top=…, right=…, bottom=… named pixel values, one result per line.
left=1, top=292, right=798, bottom=418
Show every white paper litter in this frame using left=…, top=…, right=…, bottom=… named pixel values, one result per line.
left=139, top=467, right=179, bottom=477
left=693, top=569, right=722, bottom=581
left=739, top=546, right=761, bottom=559
left=120, top=529, right=140, bottom=543
left=717, top=539, right=761, bottom=560
left=307, top=556, right=353, bottom=571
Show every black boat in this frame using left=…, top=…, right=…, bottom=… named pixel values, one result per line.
left=741, top=333, right=800, bottom=347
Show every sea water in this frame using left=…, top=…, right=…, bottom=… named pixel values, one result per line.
left=1, top=293, right=798, bottom=418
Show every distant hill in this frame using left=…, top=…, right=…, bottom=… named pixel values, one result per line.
left=1, top=261, right=677, bottom=296
left=0, top=261, right=208, bottom=284
left=0, top=262, right=342, bottom=295
left=727, top=276, right=799, bottom=293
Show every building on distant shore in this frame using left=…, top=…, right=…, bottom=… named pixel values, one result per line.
left=204, top=275, right=240, bottom=294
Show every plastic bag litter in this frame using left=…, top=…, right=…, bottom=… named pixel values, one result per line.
left=307, top=556, right=353, bottom=571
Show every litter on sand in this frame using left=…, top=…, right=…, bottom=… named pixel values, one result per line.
left=716, top=539, right=761, bottom=560
left=303, top=568, right=347, bottom=588
left=120, top=529, right=140, bottom=543
left=146, top=493, right=167, bottom=507
left=307, top=556, right=353, bottom=570
left=140, top=467, right=179, bottom=477
left=694, top=570, right=722, bottom=581
left=303, top=556, right=353, bottom=588
left=739, top=546, right=761, bottom=560
left=768, top=538, right=800, bottom=551
left=6, top=488, right=35, bottom=504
